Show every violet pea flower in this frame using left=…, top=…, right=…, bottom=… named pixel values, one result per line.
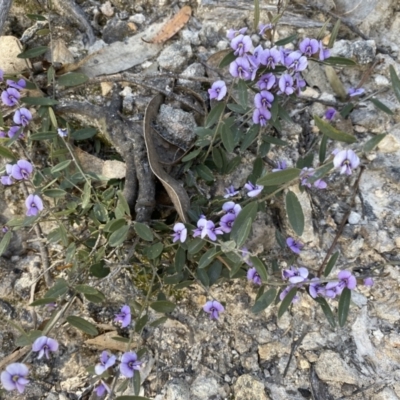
left=285, top=51, right=308, bottom=72
left=247, top=267, right=262, bottom=285
left=325, top=108, right=337, bottom=121
left=325, top=281, right=342, bottom=299
left=333, top=149, right=360, bottom=175
left=57, top=128, right=68, bottom=137
left=224, top=185, right=239, bottom=198
left=338, top=270, right=357, bottom=290
left=219, top=213, right=236, bottom=233
left=32, top=336, right=59, bottom=359
left=241, top=247, right=253, bottom=267
left=8, top=126, right=22, bottom=139
left=229, top=56, right=251, bottom=80
left=364, top=277, right=374, bottom=287
left=13, top=107, right=32, bottom=126
left=208, top=80, right=227, bottom=101
left=222, top=201, right=241, bottom=216
left=11, top=160, right=33, bottom=180
left=348, top=87, right=365, bottom=97
left=25, top=194, right=43, bottom=216
left=227, top=27, right=248, bottom=40
left=1, top=88, right=20, bottom=107
left=286, top=237, right=303, bottom=254
left=279, top=286, right=300, bottom=303
left=258, top=23, right=273, bottom=36
left=114, top=304, right=131, bottom=328
left=252, top=107, right=271, bottom=126
left=203, top=300, right=225, bottom=320
left=272, top=160, right=287, bottom=172
left=231, top=34, right=253, bottom=57
left=120, top=352, right=142, bottom=378
left=0, top=363, right=29, bottom=393
left=254, top=90, right=274, bottom=109
left=244, top=181, right=263, bottom=197
left=279, top=74, right=295, bottom=95
left=258, top=47, right=281, bottom=69
left=7, top=78, right=26, bottom=90
left=257, top=73, right=276, bottom=91
left=309, top=278, right=326, bottom=298
left=318, top=41, right=330, bottom=61
left=299, top=38, right=319, bottom=57
left=172, top=222, right=187, bottom=243
left=95, top=380, right=111, bottom=397
left=95, top=351, right=116, bottom=375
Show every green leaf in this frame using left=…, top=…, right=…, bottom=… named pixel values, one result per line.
left=197, top=267, right=209, bottom=287
left=117, top=190, right=130, bottom=216
left=314, top=115, right=357, bottom=143
left=45, top=278, right=68, bottom=298
left=314, top=297, right=336, bottom=328
left=82, top=181, right=91, bottom=209
left=37, top=28, right=50, bottom=36
left=75, top=284, right=98, bottom=295
left=90, top=262, right=110, bottom=278
left=108, top=225, right=129, bottom=247
left=196, top=164, right=214, bottom=182
left=212, top=147, right=224, bottom=170
left=323, top=57, right=357, bottom=66
left=369, top=98, right=393, bottom=115
left=249, top=256, right=268, bottom=282
left=84, top=291, right=106, bottom=303
left=240, top=124, right=259, bottom=152
left=319, top=134, right=328, bottom=164
left=205, top=102, right=225, bottom=128
left=135, top=315, right=149, bottom=333
left=29, top=297, right=58, bottom=306
left=27, top=13, right=47, bottom=21
left=237, top=79, right=248, bottom=109
left=182, top=148, right=202, bottom=162
left=340, top=103, right=354, bottom=118
left=363, top=133, right=387, bottom=153
left=254, top=0, right=260, bottom=30
left=104, top=218, right=126, bottom=233
left=263, top=136, right=288, bottom=146
left=0, top=145, right=16, bottom=161
left=133, top=369, right=141, bottom=395
left=278, top=287, right=298, bottom=318
left=198, top=247, right=217, bottom=269
left=58, top=72, right=89, bottom=87
left=221, top=123, right=235, bottom=153
left=286, top=191, right=304, bottom=236
left=150, top=316, right=168, bottom=327
left=252, top=288, right=277, bottom=313
left=219, top=51, right=236, bottom=68
left=174, top=247, right=186, bottom=272
left=134, top=222, right=154, bottom=241
left=208, top=260, right=222, bottom=286
left=66, top=316, right=98, bottom=336
left=275, top=230, right=286, bottom=249
left=150, top=300, right=176, bottom=313
left=51, top=160, right=72, bottom=173
left=144, top=242, right=163, bottom=259
left=17, top=46, right=48, bottom=58
left=338, top=288, right=351, bottom=327
left=309, top=162, right=334, bottom=182
left=94, top=202, right=108, bottom=222
left=43, top=189, right=67, bottom=198
left=71, top=127, right=97, bottom=140
left=29, top=131, right=58, bottom=140
left=275, top=34, right=298, bottom=46
left=224, top=155, right=241, bottom=174
left=296, top=153, right=314, bottom=169
left=389, top=65, right=400, bottom=103
left=257, top=168, right=300, bottom=186
left=0, top=231, right=12, bottom=256
left=23, top=97, right=59, bottom=106
left=227, top=103, right=247, bottom=114
left=230, top=202, right=258, bottom=248
left=324, top=251, right=340, bottom=277
left=328, top=19, right=341, bottom=48
left=187, top=238, right=206, bottom=254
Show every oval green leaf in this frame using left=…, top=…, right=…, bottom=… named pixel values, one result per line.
left=0, top=145, right=16, bottom=161
left=17, top=46, right=48, bottom=59
left=108, top=225, right=129, bottom=247
left=249, top=256, right=268, bottom=282
left=314, top=297, right=336, bottom=328
left=314, top=115, right=357, bottom=143
left=363, top=133, right=386, bottom=153
left=0, top=230, right=12, bottom=256
left=230, top=202, right=257, bottom=248
left=323, top=251, right=340, bottom=277
left=205, top=102, right=225, bottom=128
left=389, top=65, right=400, bottom=103
left=43, top=189, right=67, bottom=198
left=278, top=287, right=298, bottom=318
left=66, top=316, right=98, bottom=336
left=257, top=168, right=300, bottom=186
left=58, top=72, right=89, bottom=87
left=23, top=97, right=59, bottom=106
left=51, top=160, right=72, bottom=173
left=286, top=191, right=304, bottom=237
left=338, top=287, right=351, bottom=327
left=187, top=238, right=206, bottom=254
left=134, top=222, right=154, bottom=241
left=45, top=278, right=68, bottom=298
left=150, top=300, right=176, bottom=313
left=252, top=288, right=277, bottom=313
left=198, top=247, right=217, bottom=269
left=29, top=297, right=58, bottom=307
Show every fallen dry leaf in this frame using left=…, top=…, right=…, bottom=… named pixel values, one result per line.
left=85, top=331, right=140, bottom=352
left=149, top=6, right=192, bottom=44
left=0, top=36, right=32, bottom=74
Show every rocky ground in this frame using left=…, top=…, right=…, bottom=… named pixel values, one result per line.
left=1, top=0, right=400, bottom=399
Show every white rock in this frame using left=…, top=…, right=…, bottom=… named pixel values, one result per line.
left=315, top=350, right=358, bottom=384
left=348, top=211, right=361, bottom=224
left=130, top=14, right=146, bottom=25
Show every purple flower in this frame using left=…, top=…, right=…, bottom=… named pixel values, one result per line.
left=325, top=282, right=342, bottom=299
left=279, top=74, right=294, bottom=95
left=114, top=304, right=131, bottom=328
left=254, top=90, right=274, bottom=109
left=241, top=247, right=253, bottom=266
left=1, top=363, right=29, bottom=393
left=364, top=277, right=374, bottom=287
left=172, top=222, right=187, bottom=243
left=227, top=27, right=248, bottom=40
left=286, top=237, right=303, bottom=254
left=251, top=45, right=263, bottom=64
left=224, top=185, right=239, bottom=198
left=120, top=351, right=142, bottom=378
left=309, top=278, right=326, bottom=298
left=299, top=38, right=319, bottom=57
left=57, top=128, right=68, bottom=137
left=8, top=126, right=22, bottom=139
left=279, top=286, right=300, bottom=303
left=0, top=130, right=6, bottom=137
left=208, top=80, right=227, bottom=101
left=246, top=54, right=259, bottom=81
left=32, top=336, right=59, bottom=359
left=229, top=56, right=251, bottom=80
left=203, top=300, right=224, bottom=320
left=272, top=160, right=287, bottom=172
left=294, top=73, right=306, bottom=95
left=95, top=351, right=116, bottom=375
left=11, top=160, right=33, bottom=180
left=0, top=69, right=3, bottom=81
left=2, top=225, right=9, bottom=233
left=95, top=380, right=111, bottom=397
left=1, top=164, right=13, bottom=186
left=300, top=167, right=327, bottom=189
left=222, top=201, right=241, bottom=216
left=247, top=267, right=262, bottom=285
left=258, top=23, right=273, bottom=36
left=193, top=216, right=207, bottom=238
left=318, top=41, right=330, bottom=61
left=338, top=270, right=357, bottom=290
left=46, top=302, right=57, bottom=311
left=1, top=88, right=20, bottom=106
left=257, top=73, right=276, bottom=90
left=231, top=34, right=253, bottom=57
left=258, top=47, right=281, bottom=69
left=219, top=213, right=236, bottom=233
left=325, top=108, right=337, bottom=121
left=193, top=218, right=222, bottom=241
left=313, top=179, right=327, bottom=189
left=13, top=107, right=32, bottom=126
left=333, top=149, right=360, bottom=175
left=25, top=194, right=43, bottom=216
left=244, top=181, right=263, bottom=197
left=285, top=51, right=308, bottom=72
left=7, top=79, right=26, bottom=90
left=287, top=267, right=308, bottom=284
left=348, top=87, right=365, bottom=97
left=252, top=107, right=271, bottom=126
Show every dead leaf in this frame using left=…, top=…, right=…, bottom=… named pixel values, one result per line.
left=325, top=65, right=347, bottom=101
left=144, top=94, right=191, bottom=222
left=148, top=6, right=192, bottom=44
left=85, top=331, right=139, bottom=352
left=0, top=36, right=32, bottom=74
left=44, top=39, right=75, bottom=64
left=0, top=346, right=30, bottom=370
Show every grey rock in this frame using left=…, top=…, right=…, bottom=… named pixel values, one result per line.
left=45, top=393, right=59, bottom=400
left=190, top=376, right=219, bottom=399
left=350, top=105, right=390, bottom=133
left=177, top=62, right=205, bottom=90
left=158, top=43, right=193, bottom=71
left=102, top=17, right=133, bottom=44
left=165, top=378, right=190, bottom=400
left=352, top=40, right=376, bottom=64
left=234, top=374, right=269, bottom=400
left=334, top=0, right=379, bottom=25
left=331, top=40, right=353, bottom=59
left=348, top=211, right=361, bottom=224
left=130, top=13, right=146, bottom=25
left=315, top=350, right=358, bottom=384
left=157, top=104, right=197, bottom=150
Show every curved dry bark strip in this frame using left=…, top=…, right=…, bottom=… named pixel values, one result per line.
left=51, top=0, right=96, bottom=46
left=0, top=0, right=12, bottom=35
